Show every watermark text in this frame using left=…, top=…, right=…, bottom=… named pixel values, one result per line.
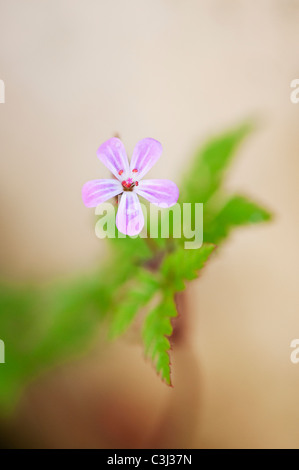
left=290, top=79, right=299, bottom=104
left=95, top=202, right=203, bottom=250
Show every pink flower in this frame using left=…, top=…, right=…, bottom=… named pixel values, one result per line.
left=82, top=138, right=179, bottom=236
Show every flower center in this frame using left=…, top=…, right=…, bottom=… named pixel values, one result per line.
left=122, top=178, right=138, bottom=191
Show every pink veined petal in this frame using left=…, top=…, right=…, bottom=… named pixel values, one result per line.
left=135, top=179, right=179, bottom=208
left=82, top=179, right=123, bottom=207
left=97, top=138, right=130, bottom=180
left=130, top=138, right=162, bottom=180
left=116, top=192, right=144, bottom=236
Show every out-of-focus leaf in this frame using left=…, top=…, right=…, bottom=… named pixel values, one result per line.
left=109, top=232, right=153, bottom=264
left=180, top=122, right=253, bottom=204
left=142, top=295, right=177, bottom=386
left=31, top=278, right=106, bottom=364
left=109, top=268, right=160, bottom=338
left=0, top=285, right=41, bottom=408
left=204, top=194, right=272, bottom=244
left=0, top=275, right=109, bottom=410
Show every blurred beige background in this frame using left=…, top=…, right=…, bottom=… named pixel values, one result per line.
left=1, top=0, right=299, bottom=448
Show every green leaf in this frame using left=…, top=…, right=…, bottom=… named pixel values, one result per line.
left=0, top=275, right=109, bottom=410
left=109, top=269, right=160, bottom=338
left=161, top=243, right=216, bottom=291
left=180, top=122, right=253, bottom=204
left=108, top=233, right=153, bottom=264
left=142, top=295, right=177, bottom=385
left=31, top=278, right=107, bottom=363
left=0, top=285, right=41, bottom=409
left=204, top=194, right=272, bottom=244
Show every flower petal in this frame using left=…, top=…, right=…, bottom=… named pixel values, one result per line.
left=135, top=179, right=179, bottom=208
left=82, top=179, right=122, bottom=207
left=130, top=138, right=162, bottom=180
left=116, top=192, right=144, bottom=236
left=97, top=138, right=130, bottom=180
